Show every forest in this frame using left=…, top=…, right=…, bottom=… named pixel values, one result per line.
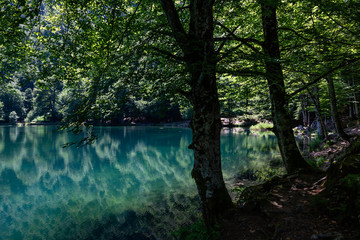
left=1, top=0, right=360, bottom=239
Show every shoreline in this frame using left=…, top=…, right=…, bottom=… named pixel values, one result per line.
left=0, top=117, right=267, bottom=129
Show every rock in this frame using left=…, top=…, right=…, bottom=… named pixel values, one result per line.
left=296, top=125, right=304, bottom=130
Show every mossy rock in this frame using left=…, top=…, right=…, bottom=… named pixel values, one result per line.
left=320, top=139, right=360, bottom=225
left=326, top=139, right=360, bottom=187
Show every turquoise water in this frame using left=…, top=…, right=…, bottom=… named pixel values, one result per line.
left=0, top=126, right=279, bottom=240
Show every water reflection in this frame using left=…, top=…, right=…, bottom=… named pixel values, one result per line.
left=221, top=130, right=279, bottom=179
left=0, top=126, right=279, bottom=239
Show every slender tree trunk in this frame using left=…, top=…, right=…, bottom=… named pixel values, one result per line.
left=307, top=86, right=329, bottom=140
left=326, top=77, right=350, bottom=141
left=260, top=0, right=310, bottom=173
left=354, top=94, right=359, bottom=119
left=302, top=109, right=306, bottom=126
left=245, top=98, right=249, bottom=117
left=348, top=78, right=354, bottom=119
left=325, top=113, right=327, bottom=128
left=301, top=95, right=308, bottom=127
left=51, top=87, right=57, bottom=121
left=316, top=115, right=323, bottom=137
left=352, top=73, right=359, bottom=119
left=160, top=0, right=232, bottom=227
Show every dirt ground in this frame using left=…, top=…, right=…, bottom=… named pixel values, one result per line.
left=221, top=126, right=360, bottom=240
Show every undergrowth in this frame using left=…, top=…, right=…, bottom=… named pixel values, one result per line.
left=236, top=166, right=285, bottom=183
left=306, top=156, right=326, bottom=168
left=309, top=137, right=323, bottom=152
left=172, top=220, right=221, bottom=240
left=311, top=173, right=360, bottom=223
left=249, top=122, right=273, bottom=131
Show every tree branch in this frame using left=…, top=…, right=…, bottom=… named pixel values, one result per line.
left=215, top=21, right=263, bottom=55
left=278, top=27, right=312, bottom=41
left=160, top=0, right=188, bottom=51
left=319, top=6, right=358, bottom=37
left=215, top=23, right=241, bottom=54
left=218, top=67, right=265, bottom=77
left=216, top=43, right=243, bottom=62
left=288, top=58, right=360, bottom=99
left=114, top=0, right=143, bottom=51
left=177, top=88, right=192, bottom=101
left=150, top=46, right=184, bottom=62
left=177, top=6, right=190, bottom=11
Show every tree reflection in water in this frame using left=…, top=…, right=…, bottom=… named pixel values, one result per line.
left=0, top=126, right=278, bottom=239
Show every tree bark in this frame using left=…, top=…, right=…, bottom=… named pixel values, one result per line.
left=189, top=64, right=233, bottom=227
left=260, top=0, right=311, bottom=173
left=354, top=93, right=359, bottom=119
left=300, top=95, right=308, bottom=127
left=352, top=73, right=359, bottom=119
left=307, top=86, right=329, bottom=140
left=160, top=0, right=233, bottom=227
left=51, top=87, right=57, bottom=121
left=326, top=77, right=350, bottom=141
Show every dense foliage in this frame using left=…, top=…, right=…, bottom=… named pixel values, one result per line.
left=1, top=1, right=358, bottom=128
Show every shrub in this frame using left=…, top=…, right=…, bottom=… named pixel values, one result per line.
left=33, top=115, right=46, bottom=122
left=307, top=156, right=326, bottom=168
left=249, top=122, right=273, bottom=131
left=25, top=109, right=35, bottom=122
left=309, top=137, right=323, bottom=152
left=9, top=111, right=18, bottom=124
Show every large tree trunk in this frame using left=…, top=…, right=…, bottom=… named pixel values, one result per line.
left=326, top=77, right=350, bottom=141
left=260, top=0, right=311, bottom=173
left=160, top=0, right=232, bottom=227
left=189, top=64, right=233, bottom=227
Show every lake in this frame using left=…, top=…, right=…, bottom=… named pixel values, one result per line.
left=0, top=126, right=279, bottom=240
